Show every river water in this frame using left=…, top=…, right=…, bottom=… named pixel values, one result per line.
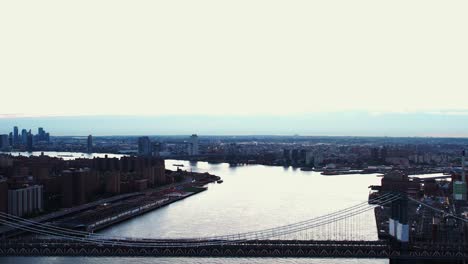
left=1, top=152, right=388, bottom=264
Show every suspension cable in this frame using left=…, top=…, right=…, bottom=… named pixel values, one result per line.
left=0, top=192, right=397, bottom=242
left=0, top=193, right=400, bottom=247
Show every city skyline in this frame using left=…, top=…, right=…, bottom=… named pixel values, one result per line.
left=3, top=111, right=468, bottom=137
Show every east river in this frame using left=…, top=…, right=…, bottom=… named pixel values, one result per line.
left=1, top=152, right=387, bottom=264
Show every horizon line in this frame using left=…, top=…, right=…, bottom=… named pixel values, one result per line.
left=40, top=134, right=468, bottom=139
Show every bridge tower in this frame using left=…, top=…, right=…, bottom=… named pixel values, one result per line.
left=389, top=194, right=409, bottom=248
left=388, top=194, right=412, bottom=264
left=396, top=196, right=409, bottom=246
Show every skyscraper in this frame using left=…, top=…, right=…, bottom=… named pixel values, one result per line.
left=188, top=134, right=199, bottom=156
left=138, top=136, right=152, bottom=156
left=0, top=135, right=9, bottom=150
left=0, top=178, right=7, bottom=213
left=26, top=130, right=33, bottom=152
left=34, top=127, right=50, bottom=142
left=8, top=132, right=13, bottom=147
left=21, top=129, right=27, bottom=145
left=37, top=127, right=45, bottom=141
left=87, top=135, right=93, bottom=153
left=13, top=126, right=19, bottom=145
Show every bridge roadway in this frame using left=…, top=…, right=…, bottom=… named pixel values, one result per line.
left=1, top=239, right=468, bottom=260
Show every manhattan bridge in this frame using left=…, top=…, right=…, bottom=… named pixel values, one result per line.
left=1, top=192, right=468, bottom=263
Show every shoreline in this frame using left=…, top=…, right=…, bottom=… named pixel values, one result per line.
left=0, top=171, right=221, bottom=238
left=56, top=172, right=221, bottom=233
left=91, top=187, right=207, bottom=233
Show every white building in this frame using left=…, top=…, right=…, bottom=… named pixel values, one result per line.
left=8, top=185, right=43, bottom=217
left=188, top=134, right=199, bottom=156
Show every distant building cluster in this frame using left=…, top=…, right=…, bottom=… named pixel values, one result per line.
left=137, top=134, right=199, bottom=157
left=1, top=132, right=203, bottom=157
left=0, top=154, right=167, bottom=217
left=371, top=151, right=468, bottom=244
left=207, top=142, right=464, bottom=170
left=0, top=126, right=51, bottom=152
left=3, top=129, right=466, bottom=172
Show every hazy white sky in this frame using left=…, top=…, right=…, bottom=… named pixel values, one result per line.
left=1, top=1, right=467, bottom=117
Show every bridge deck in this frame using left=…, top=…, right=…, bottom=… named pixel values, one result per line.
left=1, top=239, right=468, bottom=260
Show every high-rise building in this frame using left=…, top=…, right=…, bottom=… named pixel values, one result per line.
left=26, top=130, right=33, bottom=152
left=13, top=126, right=19, bottom=145
left=0, top=178, right=8, bottom=213
left=120, top=156, right=166, bottom=187
left=0, top=134, right=9, bottom=150
left=152, top=142, right=162, bottom=157
left=138, top=136, right=152, bottom=156
left=93, top=155, right=120, bottom=172
left=291, top=149, right=299, bottom=163
left=153, top=158, right=166, bottom=185
left=37, top=127, right=44, bottom=141
left=34, top=127, right=50, bottom=142
left=7, top=185, right=43, bottom=217
left=61, top=168, right=94, bottom=207
left=305, top=151, right=314, bottom=166
left=87, top=135, right=93, bottom=153
left=21, top=129, right=27, bottom=145
left=188, top=134, right=199, bottom=156
left=104, top=171, right=121, bottom=194
left=8, top=132, right=13, bottom=147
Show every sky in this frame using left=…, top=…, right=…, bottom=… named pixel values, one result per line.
left=1, top=1, right=468, bottom=135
